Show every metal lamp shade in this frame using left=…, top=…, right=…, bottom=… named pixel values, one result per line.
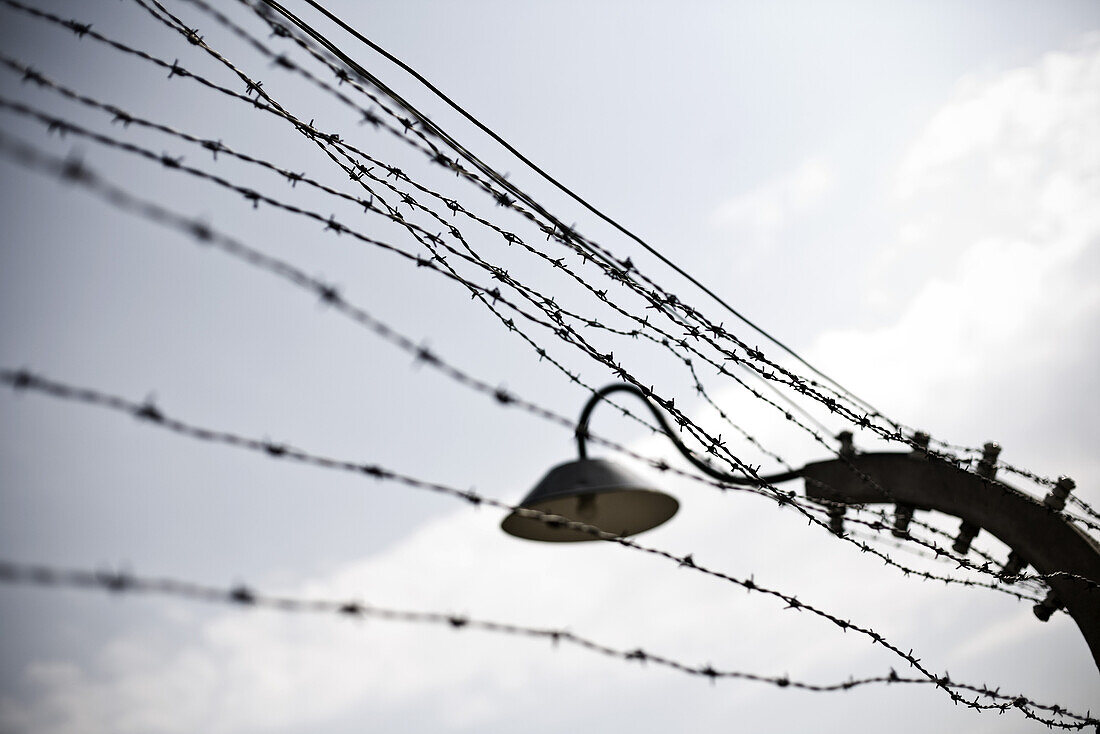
left=501, top=458, right=679, bottom=542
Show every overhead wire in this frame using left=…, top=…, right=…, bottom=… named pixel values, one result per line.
left=0, top=557, right=1090, bottom=728
left=0, top=4, right=1095, bottom=723
left=4, top=1, right=1091, bottom=625
left=100, top=0, right=1077, bottom=575
left=5, top=365, right=1093, bottom=727
left=252, top=0, right=900, bottom=431
left=234, top=0, right=1092, bottom=501
left=0, top=132, right=1085, bottom=600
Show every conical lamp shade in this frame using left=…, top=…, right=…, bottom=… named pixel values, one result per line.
left=501, top=458, right=678, bottom=542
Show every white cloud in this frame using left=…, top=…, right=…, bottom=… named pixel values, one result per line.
left=5, top=34, right=1100, bottom=734
left=820, top=36, right=1100, bottom=451
left=875, top=33, right=1100, bottom=309
left=710, top=157, right=834, bottom=248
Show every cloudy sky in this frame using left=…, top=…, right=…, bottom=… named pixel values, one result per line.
left=1, top=1, right=1098, bottom=732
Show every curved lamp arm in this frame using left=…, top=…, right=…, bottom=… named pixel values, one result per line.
left=575, top=383, right=801, bottom=486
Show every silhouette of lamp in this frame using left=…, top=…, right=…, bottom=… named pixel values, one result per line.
left=501, top=383, right=798, bottom=542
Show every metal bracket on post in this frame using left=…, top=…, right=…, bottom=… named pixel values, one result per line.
left=800, top=445, right=1100, bottom=673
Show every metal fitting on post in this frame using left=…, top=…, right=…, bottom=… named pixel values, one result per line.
left=977, top=442, right=1001, bottom=479
left=837, top=430, right=855, bottom=459
left=910, top=431, right=930, bottom=458
left=952, top=521, right=980, bottom=555
left=1002, top=550, right=1028, bottom=578
left=828, top=505, right=845, bottom=535
left=1043, top=476, right=1076, bottom=512
left=1033, top=590, right=1063, bottom=622
left=892, top=504, right=914, bottom=538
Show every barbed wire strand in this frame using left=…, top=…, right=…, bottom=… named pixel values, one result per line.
left=4, top=0, right=1069, bottom=539
left=8, top=1, right=1100, bottom=616
left=3, top=367, right=1097, bottom=728
left=0, top=4, right=1091, bottom=721
left=231, top=0, right=1061, bottom=476
left=2, top=563, right=1091, bottom=730
left=0, top=558, right=1092, bottom=729
left=205, top=0, right=1089, bottom=511
left=17, top=0, right=785, bottom=485
left=121, top=0, right=828, bottom=489
left=244, top=0, right=909, bottom=433
left=1, top=129, right=1089, bottom=599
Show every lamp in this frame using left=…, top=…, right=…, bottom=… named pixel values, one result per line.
left=501, top=383, right=793, bottom=542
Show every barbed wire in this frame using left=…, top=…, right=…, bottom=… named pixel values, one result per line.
left=1068, top=495, right=1100, bottom=524
left=3, top=0, right=794, bottom=487
left=800, top=500, right=1050, bottom=592
left=0, top=559, right=1092, bottom=729
left=229, top=0, right=1067, bottom=470
left=2, top=2, right=1091, bottom=730
left=0, top=88, right=767, bottom=486
left=137, top=0, right=947, bottom=462
left=120, top=0, right=826, bottom=489
left=184, top=0, right=1095, bottom=522
left=11, top=0, right=1078, bottom=562
left=3, top=366, right=1096, bottom=727
left=4, top=0, right=1095, bottom=634
left=236, top=0, right=916, bottom=433
left=0, top=15, right=877, bottom=516
left=0, top=129, right=1093, bottom=724
left=4, top=0, right=1077, bottom=532
left=0, top=130, right=1089, bottom=602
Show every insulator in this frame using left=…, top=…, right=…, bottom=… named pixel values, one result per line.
left=952, top=521, right=980, bottom=555
left=891, top=504, right=914, bottom=538
left=828, top=505, right=845, bottom=535
left=836, top=430, right=855, bottom=458
left=1043, top=476, right=1076, bottom=512
left=977, top=441, right=1001, bottom=479
left=1002, top=550, right=1028, bottom=577
left=1033, top=590, right=1063, bottom=622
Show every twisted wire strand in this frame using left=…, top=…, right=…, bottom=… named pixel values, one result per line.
left=0, top=131, right=1086, bottom=600
left=0, top=89, right=755, bottom=478
left=0, top=558, right=1091, bottom=728
left=180, top=0, right=952, bottom=453
left=9, top=0, right=1061, bottom=547
left=228, top=0, right=1029, bottom=461
left=185, top=0, right=1091, bottom=527
left=6, top=0, right=1072, bottom=512
left=3, top=368, right=1097, bottom=728
left=0, top=5, right=1092, bottom=724
left=125, top=0, right=807, bottom=487
left=234, top=0, right=1097, bottom=511
left=9, top=0, right=781, bottom=484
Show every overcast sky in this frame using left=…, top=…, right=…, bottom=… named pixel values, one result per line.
left=1, top=1, right=1098, bottom=732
